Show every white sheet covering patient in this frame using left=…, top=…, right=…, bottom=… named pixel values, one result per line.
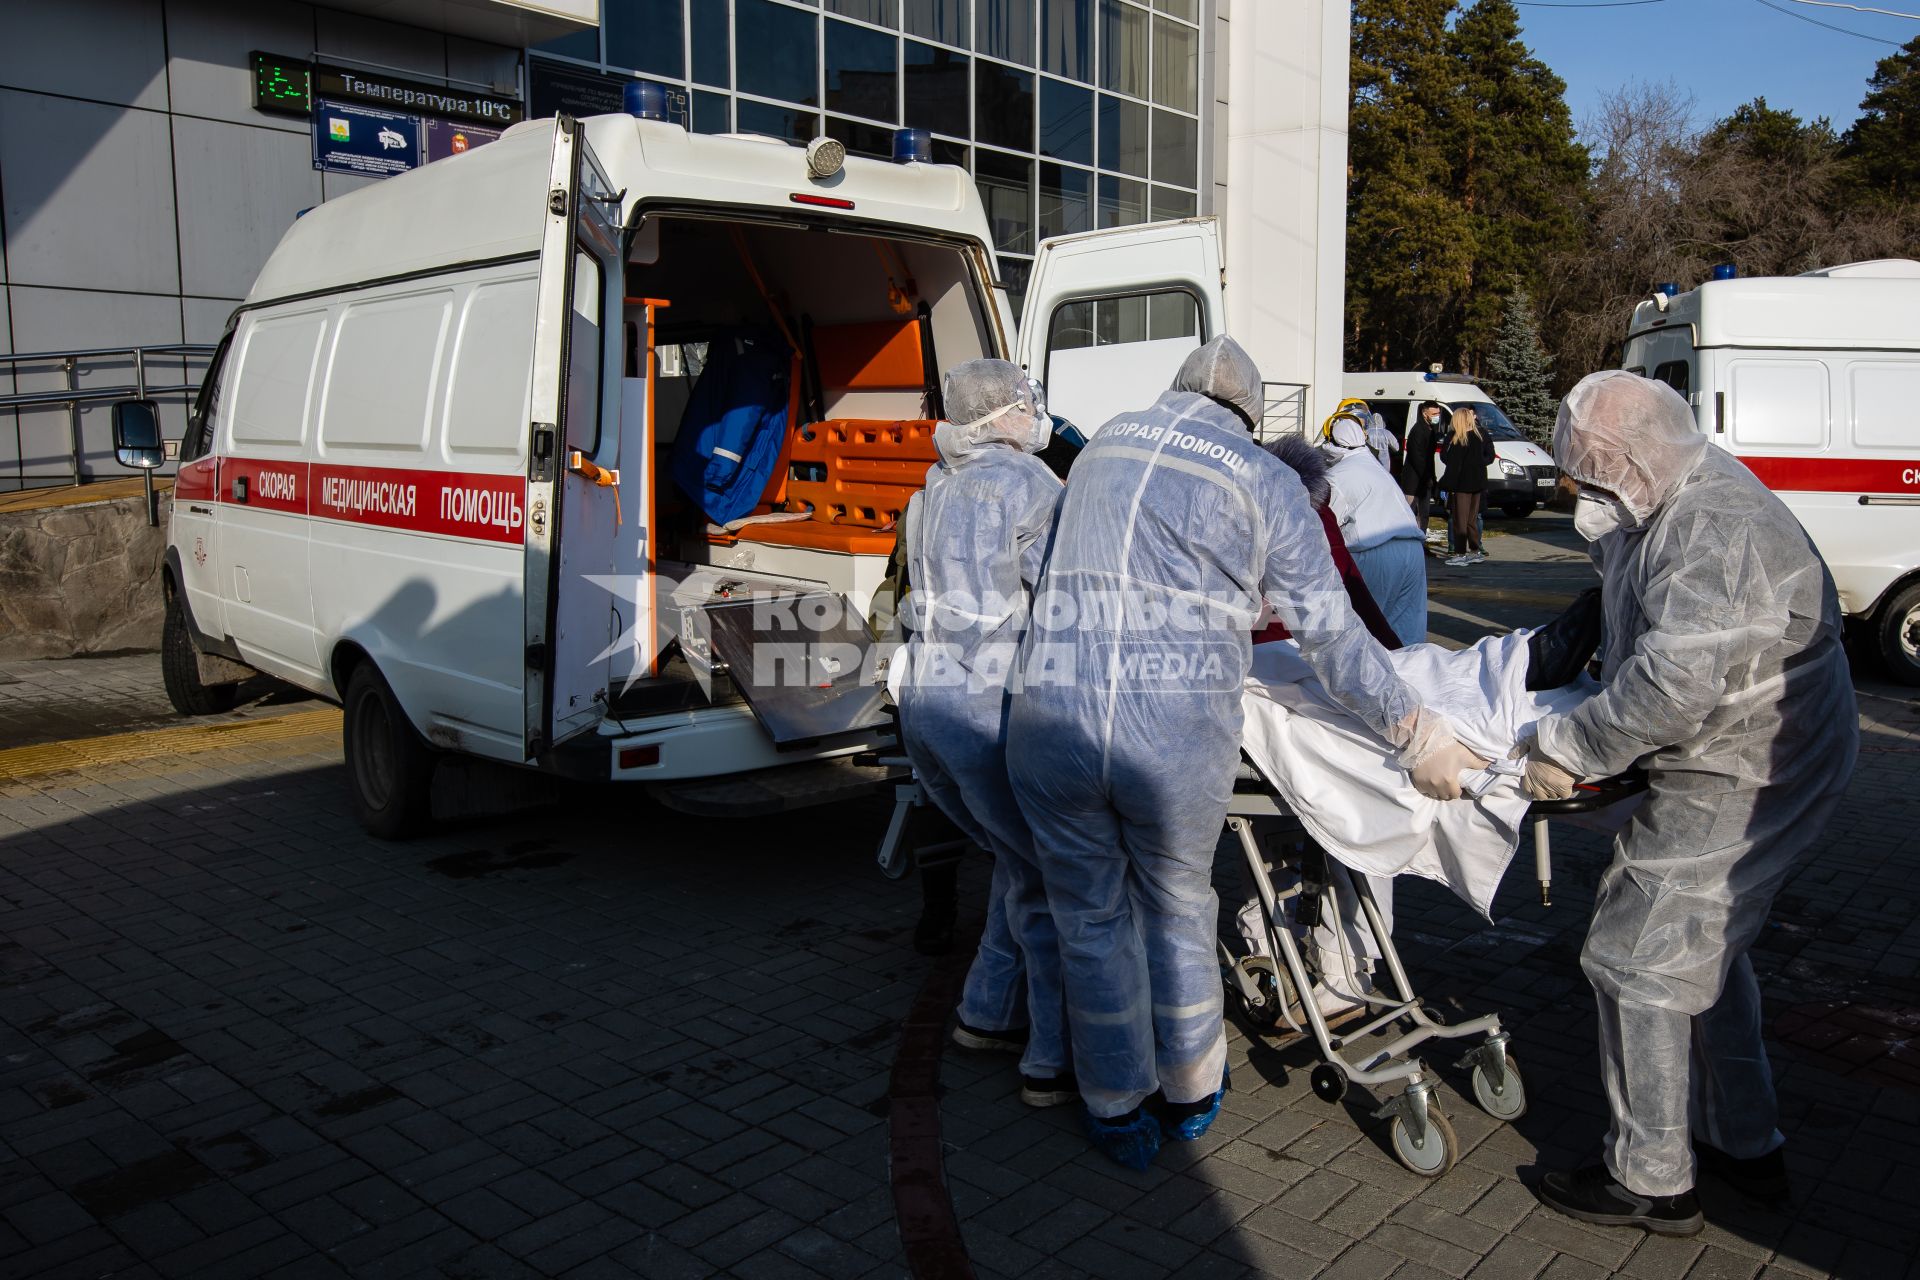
left=1233, top=630, right=1598, bottom=996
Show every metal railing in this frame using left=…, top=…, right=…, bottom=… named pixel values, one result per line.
left=0, top=343, right=216, bottom=488
left=1258, top=382, right=1310, bottom=442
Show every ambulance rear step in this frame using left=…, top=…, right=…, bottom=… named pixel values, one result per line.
left=647, top=755, right=906, bottom=817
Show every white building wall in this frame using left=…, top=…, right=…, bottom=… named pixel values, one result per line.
left=0, top=0, right=520, bottom=488
left=1217, top=0, right=1350, bottom=432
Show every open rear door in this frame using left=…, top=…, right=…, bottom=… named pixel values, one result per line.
left=1015, top=217, right=1226, bottom=439
left=524, top=117, right=625, bottom=758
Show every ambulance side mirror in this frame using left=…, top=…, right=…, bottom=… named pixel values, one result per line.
left=113, top=400, right=165, bottom=470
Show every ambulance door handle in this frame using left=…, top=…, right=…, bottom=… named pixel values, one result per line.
left=232, top=476, right=249, bottom=504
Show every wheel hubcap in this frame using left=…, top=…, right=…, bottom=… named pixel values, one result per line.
left=1901, top=605, right=1920, bottom=662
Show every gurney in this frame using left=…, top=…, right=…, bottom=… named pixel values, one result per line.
left=1219, top=759, right=1647, bottom=1176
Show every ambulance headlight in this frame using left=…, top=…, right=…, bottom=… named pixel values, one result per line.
left=805, top=137, right=847, bottom=179
left=1500, top=459, right=1525, bottom=477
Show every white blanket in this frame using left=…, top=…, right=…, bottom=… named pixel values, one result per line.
left=1240, top=634, right=1597, bottom=918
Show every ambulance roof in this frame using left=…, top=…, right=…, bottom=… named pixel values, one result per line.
left=1628, top=260, right=1920, bottom=351
left=245, top=116, right=995, bottom=308
left=1340, top=372, right=1493, bottom=405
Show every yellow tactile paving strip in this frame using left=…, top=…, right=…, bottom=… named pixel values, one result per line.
left=0, top=708, right=341, bottom=782
left=0, top=476, right=173, bottom=515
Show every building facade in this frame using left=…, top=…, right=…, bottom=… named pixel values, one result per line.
left=0, top=0, right=1345, bottom=489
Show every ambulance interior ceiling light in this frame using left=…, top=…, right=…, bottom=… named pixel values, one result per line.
left=623, top=80, right=671, bottom=122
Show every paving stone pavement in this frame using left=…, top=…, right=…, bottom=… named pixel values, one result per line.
left=1, top=513, right=1917, bottom=1278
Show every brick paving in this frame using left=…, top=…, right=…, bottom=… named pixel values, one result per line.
left=1, top=511, right=1917, bottom=1278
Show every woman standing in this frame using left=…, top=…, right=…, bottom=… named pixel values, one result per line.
left=1440, top=407, right=1495, bottom=565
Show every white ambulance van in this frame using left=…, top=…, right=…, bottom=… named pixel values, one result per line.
left=122, top=108, right=1226, bottom=835
left=1342, top=371, right=1560, bottom=518
left=1621, top=260, right=1920, bottom=683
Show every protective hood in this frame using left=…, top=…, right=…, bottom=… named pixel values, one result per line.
left=936, top=358, right=1050, bottom=463
left=1171, top=335, right=1263, bottom=428
left=1553, top=370, right=1707, bottom=521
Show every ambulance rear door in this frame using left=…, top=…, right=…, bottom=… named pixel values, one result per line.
left=1015, top=218, right=1226, bottom=438
left=524, top=118, right=626, bottom=758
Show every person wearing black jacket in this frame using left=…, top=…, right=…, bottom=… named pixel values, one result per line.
left=1401, top=400, right=1443, bottom=534
left=1440, top=406, right=1496, bottom=563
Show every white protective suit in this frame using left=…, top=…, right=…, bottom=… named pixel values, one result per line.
left=1006, top=336, right=1461, bottom=1119
left=1533, top=371, right=1858, bottom=1198
left=897, top=360, right=1067, bottom=1076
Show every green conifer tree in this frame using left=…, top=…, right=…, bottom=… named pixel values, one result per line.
left=1483, top=289, right=1557, bottom=444
left=1845, top=34, right=1920, bottom=206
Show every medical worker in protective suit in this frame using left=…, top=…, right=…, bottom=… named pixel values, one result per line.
left=1006, top=336, right=1480, bottom=1169
left=1516, top=371, right=1857, bottom=1234
left=896, top=359, right=1076, bottom=1108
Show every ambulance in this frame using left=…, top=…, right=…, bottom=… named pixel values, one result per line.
left=119, top=102, right=1229, bottom=836
left=1621, top=260, right=1920, bottom=684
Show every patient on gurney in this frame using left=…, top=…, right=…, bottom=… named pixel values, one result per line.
left=1239, top=436, right=1604, bottom=1017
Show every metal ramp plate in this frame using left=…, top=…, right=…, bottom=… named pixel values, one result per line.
left=703, top=593, right=890, bottom=745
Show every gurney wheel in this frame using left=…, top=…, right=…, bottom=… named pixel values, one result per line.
left=1310, top=1064, right=1347, bottom=1104
left=1470, top=1055, right=1526, bottom=1122
left=1390, top=1110, right=1458, bottom=1177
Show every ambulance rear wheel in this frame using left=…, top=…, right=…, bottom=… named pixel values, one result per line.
left=161, top=593, right=239, bottom=717
left=1876, top=582, right=1920, bottom=687
left=343, top=663, right=434, bottom=839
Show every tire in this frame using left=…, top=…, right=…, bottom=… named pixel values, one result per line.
left=342, top=662, right=435, bottom=840
left=161, top=593, right=240, bottom=717
left=1470, top=1054, right=1527, bottom=1122
left=1876, top=582, right=1920, bottom=687
left=1390, top=1109, right=1458, bottom=1177
left=1500, top=504, right=1533, bottom=520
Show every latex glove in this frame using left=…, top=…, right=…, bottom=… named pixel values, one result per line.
left=1409, top=736, right=1491, bottom=802
left=1509, top=738, right=1577, bottom=801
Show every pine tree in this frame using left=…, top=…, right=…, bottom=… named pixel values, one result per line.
left=1845, top=34, right=1920, bottom=206
left=1483, top=289, right=1557, bottom=443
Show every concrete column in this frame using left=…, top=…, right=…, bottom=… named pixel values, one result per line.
left=1220, top=0, right=1349, bottom=432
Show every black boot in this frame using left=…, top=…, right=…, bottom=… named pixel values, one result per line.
left=1694, top=1142, right=1790, bottom=1203
left=1537, top=1165, right=1703, bottom=1236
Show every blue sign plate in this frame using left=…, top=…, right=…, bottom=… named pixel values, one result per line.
left=313, top=99, right=421, bottom=177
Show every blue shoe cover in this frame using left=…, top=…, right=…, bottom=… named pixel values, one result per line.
left=1167, top=1068, right=1230, bottom=1142
left=1085, top=1108, right=1161, bottom=1170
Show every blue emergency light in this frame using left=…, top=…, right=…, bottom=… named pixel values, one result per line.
left=1711, top=263, right=1737, bottom=280
left=624, top=80, right=670, bottom=121
left=892, top=127, right=933, bottom=164
left=1657, top=282, right=1679, bottom=297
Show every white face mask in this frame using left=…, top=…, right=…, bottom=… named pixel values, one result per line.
left=1573, top=490, right=1634, bottom=542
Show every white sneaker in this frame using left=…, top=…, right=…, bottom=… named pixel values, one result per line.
left=1444, top=554, right=1472, bottom=567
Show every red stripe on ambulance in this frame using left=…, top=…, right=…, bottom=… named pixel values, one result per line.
left=212, top=455, right=527, bottom=545
left=1738, top=455, right=1920, bottom=494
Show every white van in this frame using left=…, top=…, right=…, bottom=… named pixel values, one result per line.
left=1341, top=372, right=1559, bottom=518
left=128, top=110, right=1229, bottom=835
left=1621, top=260, right=1920, bottom=683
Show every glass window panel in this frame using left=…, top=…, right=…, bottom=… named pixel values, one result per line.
left=827, top=20, right=898, bottom=121
left=1150, top=184, right=1195, bottom=220
left=1097, top=94, right=1147, bottom=176
left=828, top=0, right=897, bottom=23
left=1050, top=300, right=1095, bottom=351
left=737, top=98, right=819, bottom=143
left=977, top=0, right=1036, bottom=64
left=975, top=60, right=1034, bottom=151
left=1038, top=162, right=1092, bottom=240
left=1154, top=0, right=1197, bottom=18
left=1150, top=109, right=1195, bottom=184
left=535, top=25, right=599, bottom=62
left=1096, top=295, right=1147, bottom=345
left=932, top=137, right=971, bottom=166
left=606, top=0, right=684, bottom=78
left=976, top=150, right=1033, bottom=252
left=1100, top=0, right=1146, bottom=96
left=905, top=42, right=969, bottom=135
left=1042, top=0, right=1091, bottom=80
left=905, top=0, right=968, bottom=44
left=999, top=255, right=1032, bottom=314
left=738, top=0, right=820, bottom=105
left=1097, top=173, right=1146, bottom=226
left=693, top=89, right=731, bottom=134
left=1040, top=78, right=1092, bottom=165
left=1151, top=16, right=1195, bottom=111
left=1148, top=290, right=1197, bottom=338
left=827, top=115, right=897, bottom=159
left=692, top=0, right=730, bottom=86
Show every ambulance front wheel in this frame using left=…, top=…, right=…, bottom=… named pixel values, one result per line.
left=161, top=593, right=239, bottom=717
left=1876, top=582, right=1920, bottom=687
left=343, top=663, right=435, bottom=839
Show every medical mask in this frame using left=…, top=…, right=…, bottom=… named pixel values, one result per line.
left=1573, top=491, right=1634, bottom=542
